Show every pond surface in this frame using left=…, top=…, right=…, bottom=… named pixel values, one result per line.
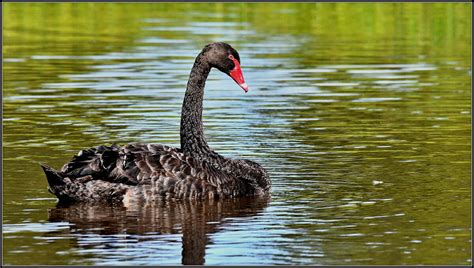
left=2, top=3, right=471, bottom=265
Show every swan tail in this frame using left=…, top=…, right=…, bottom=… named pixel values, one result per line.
left=40, top=163, right=66, bottom=189
left=40, top=162, right=76, bottom=202
left=40, top=162, right=129, bottom=204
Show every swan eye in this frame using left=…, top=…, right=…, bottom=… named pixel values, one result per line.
left=228, top=54, right=239, bottom=68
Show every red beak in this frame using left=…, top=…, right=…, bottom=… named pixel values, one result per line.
left=228, top=56, right=249, bottom=92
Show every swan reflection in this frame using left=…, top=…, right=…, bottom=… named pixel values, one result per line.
left=48, top=196, right=270, bottom=265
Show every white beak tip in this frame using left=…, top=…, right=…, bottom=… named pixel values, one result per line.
left=240, top=83, right=249, bottom=92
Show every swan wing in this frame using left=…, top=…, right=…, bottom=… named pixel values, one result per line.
left=56, top=143, right=236, bottom=200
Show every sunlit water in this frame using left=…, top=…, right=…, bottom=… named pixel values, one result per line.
left=3, top=3, right=471, bottom=265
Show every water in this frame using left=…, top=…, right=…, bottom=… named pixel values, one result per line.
left=3, top=3, right=471, bottom=265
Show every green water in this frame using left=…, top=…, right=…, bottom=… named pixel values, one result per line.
left=2, top=3, right=471, bottom=265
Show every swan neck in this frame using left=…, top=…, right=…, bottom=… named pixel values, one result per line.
left=180, top=53, right=214, bottom=159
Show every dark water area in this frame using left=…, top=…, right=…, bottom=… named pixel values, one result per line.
left=3, top=3, right=471, bottom=265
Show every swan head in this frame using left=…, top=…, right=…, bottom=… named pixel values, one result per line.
left=202, top=42, right=249, bottom=92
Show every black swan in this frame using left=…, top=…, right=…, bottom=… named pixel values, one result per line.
left=40, top=42, right=271, bottom=204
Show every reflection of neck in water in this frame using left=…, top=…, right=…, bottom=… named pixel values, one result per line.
left=48, top=196, right=270, bottom=265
